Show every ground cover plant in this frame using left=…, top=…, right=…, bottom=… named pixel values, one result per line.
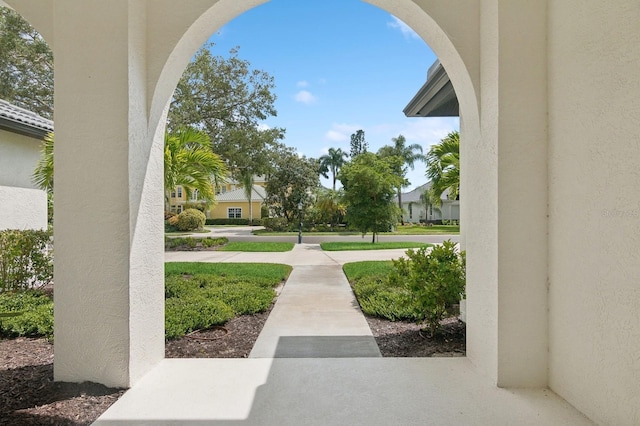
left=0, top=290, right=53, bottom=338
left=164, top=262, right=292, bottom=339
left=321, top=241, right=430, bottom=251
left=165, top=236, right=228, bottom=250
left=219, top=242, right=294, bottom=252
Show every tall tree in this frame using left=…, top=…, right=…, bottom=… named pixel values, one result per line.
left=164, top=128, right=228, bottom=212
left=314, top=188, right=346, bottom=228
left=425, top=131, right=460, bottom=206
left=167, top=43, right=280, bottom=153
left=349, top=129, right=367, bottom=158
left=0, top=7, right=53, bottom=118
left=378, top=134, right=425, bottom=224
left=222, top=126, right=285, bottom=224
left=265, top=148, right=321, bottom=223
left=338, top=152, right=402, bottom=243
left=319, top=147, right=349, bottom=190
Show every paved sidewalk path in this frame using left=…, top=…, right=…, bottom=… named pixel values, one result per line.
left=249, top=264, right=381, bottom=358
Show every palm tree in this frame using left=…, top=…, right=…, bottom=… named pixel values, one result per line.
left=425, top=131, right=460, bottom=207
left=32, top=131, right=54, bottom=193
left=164, top=128, right=228, bottom=212
left=319, top=147, right=349, bottom=190
left=238, top=170, right=256, bottom=225
left=378, top=134, right=425, bottom=224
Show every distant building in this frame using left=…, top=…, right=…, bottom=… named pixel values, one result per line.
left=394, top=182, right=459, bottom=224
left=168, top=175, right=267, bottom=221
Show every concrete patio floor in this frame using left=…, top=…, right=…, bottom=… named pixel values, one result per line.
left=95, top=243, right=593, bottom=425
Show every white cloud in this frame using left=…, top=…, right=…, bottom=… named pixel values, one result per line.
left=387, top=16, right=420, bottom=41
left=324, top=123, right=361, bottom=143
left=294, top=90, right=317, bottom=104
left=256, top=123, right=271, bottom=131
left=297, top=80, right=309, bottom=88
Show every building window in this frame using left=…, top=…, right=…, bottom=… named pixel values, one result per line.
left=177, top=187, right=183, bottom=198
left=170, top=190, right=176, bottom=198
left=221, top=186, right=227, bottom=193
left=170, top=206, right=176, bottom=213
left=177, top=205, right=183, bottom=214
left=409, top=203, right=413, bottom=219
left=228, top=208, right=242, bottom=219
left=191, top=189, right=199, bottom=201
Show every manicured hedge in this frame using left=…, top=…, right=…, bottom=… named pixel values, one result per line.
left=205, top=218, right=262, bottom=226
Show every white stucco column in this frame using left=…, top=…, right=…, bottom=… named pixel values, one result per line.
left=467, top=0, right=549, bottom=387
left=53, top=1, right=164, bottom=388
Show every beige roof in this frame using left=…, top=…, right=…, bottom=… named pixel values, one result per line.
left=216, top=185, right=266, bottom=202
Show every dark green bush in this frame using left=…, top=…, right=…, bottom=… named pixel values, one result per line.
left=176, top=208, right=206, bottom=231
left=262, top=217, right=289, bottom=232
left=390, top=240, right=465, bottom=335
left=0, top=229, right=53, bottom=292
left=0, top=290, right=54, bottom=337
left=205, top=218, right=249, bottom=225
left=165, top=236, right=228, bottom=250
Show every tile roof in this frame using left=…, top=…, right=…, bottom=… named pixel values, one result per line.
left=216, top=185, right=266, bottom=202
left=0, top=99, right=54, bottom=138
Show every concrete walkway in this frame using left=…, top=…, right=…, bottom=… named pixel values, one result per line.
left=95, top=244, right=593, bottom=425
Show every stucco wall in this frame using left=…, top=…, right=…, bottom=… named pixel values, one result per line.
left=0, top=129, right=42, bottom=188
left=0, top=129, right=47, bottom=230
left=0, top=186, right=47, bottom=230
left=210, top=201, right=262, bottom=220
left=548, top=1, right=640, bottom=424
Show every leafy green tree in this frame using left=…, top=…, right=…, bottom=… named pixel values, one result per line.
left=338, top=152, right=402, bottom=243
left=314, top=188, right=346, bottom=227
left=425, top=131, right=460, bottom=206
left=164, top=128, right=228, bottom=211
left=349, top=129, right=367, bottom=158
left=378, top=134, right=425, bottom=224
left=265, top=148, right=320, bottom=224
left=0, top=7, right=53, bottom=118
left=222, top=126, right=285, bottom=224
left=319, top=147, right=349, bottom=190
left=167, top=43, right=280, bottom=153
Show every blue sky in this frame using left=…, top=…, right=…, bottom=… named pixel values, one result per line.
left=207, top=0, right=459, bottom=190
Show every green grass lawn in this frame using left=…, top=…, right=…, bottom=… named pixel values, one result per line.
left=342, top=260, right=394, bottom=281
left=165, top=262, right=291, bottom=281
left=320, top=241, right=432, bottom=251
left=220, top=241, right=294, bottom=252
left=253, top=225, right=459, bottom=236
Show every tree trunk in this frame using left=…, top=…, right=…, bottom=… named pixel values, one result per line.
left=398, top=188, right=404, bottom=225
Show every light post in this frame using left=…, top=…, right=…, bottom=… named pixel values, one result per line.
left=297, top=201, right=303, bottom=244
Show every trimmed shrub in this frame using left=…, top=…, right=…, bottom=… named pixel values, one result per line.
left=205, top=218, right=249, bottom=226
left=0, top=229, right=53, bottom=292
left=389, top=240, right=465, bottom=335
left=262, top=217, right=289, bottom=232
left=176, top=208, right=206, bottom=231
left=0, top=290, right=54, bottom=337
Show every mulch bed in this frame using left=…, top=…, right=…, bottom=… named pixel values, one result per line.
left=1, top=307, right=464, bottom=425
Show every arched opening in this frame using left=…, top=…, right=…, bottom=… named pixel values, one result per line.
left=156, top=0, right=477, bottom=362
